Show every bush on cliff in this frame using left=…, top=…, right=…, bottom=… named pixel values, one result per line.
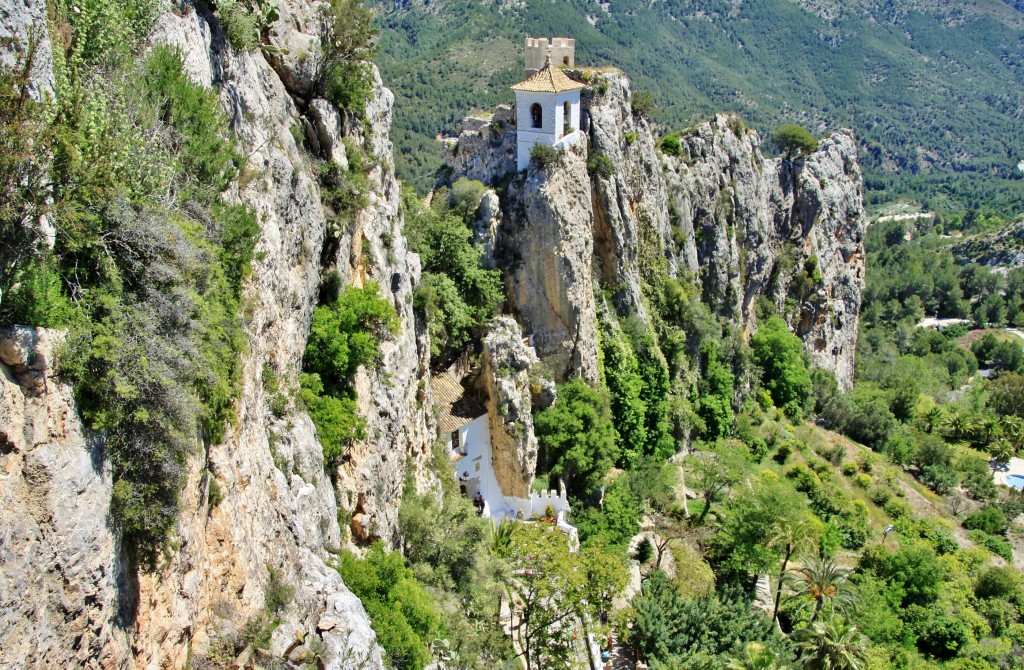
left=0, top=5, right=261, bottom=567
left=404, top=187, right=503, bottom=360
left=301, top=282, right=397, bottom=464
left=317, top=0, right=377, bottom=115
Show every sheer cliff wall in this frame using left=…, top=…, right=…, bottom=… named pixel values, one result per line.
left=447, top=71, right=866, bottom=390
left=0, top=1, right=434, bottom=668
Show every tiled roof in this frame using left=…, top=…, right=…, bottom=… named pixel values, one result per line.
left=431, top=371, right=487, bottom=435
left=511, top=62, right=584, bottom=93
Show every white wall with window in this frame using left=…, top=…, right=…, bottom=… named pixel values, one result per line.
left=513, top=90, right=582, bottom=170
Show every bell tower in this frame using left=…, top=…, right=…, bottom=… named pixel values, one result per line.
left=511, top=40, right=583, bottom=171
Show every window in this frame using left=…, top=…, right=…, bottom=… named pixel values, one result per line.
left=530, top=103, right=542, bottom=129
left=563, top=101, right=571, bottom=134
left=563, top=56, right=569, bottom=66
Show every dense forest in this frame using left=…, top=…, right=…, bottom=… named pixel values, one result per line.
left=372, top=0, right=1024, bottom=214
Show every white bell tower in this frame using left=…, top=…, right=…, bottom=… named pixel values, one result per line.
left=511, top=41, right=584, bottom=171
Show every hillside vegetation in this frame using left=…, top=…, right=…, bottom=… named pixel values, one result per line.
left=373, top=0, right=1024, bottom=214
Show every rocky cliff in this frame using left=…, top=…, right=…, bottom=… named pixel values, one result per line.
left=447, top=70, right=866, bottom=390
left=0, top=3, right=868, bottom=667
left=0, top=1, right=433, bottom=668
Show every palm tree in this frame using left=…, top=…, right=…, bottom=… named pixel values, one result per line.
left=989, top=438, right=1015, bottom=473
left=973, top=415, right=1003, bottom=446
left=919, top=406, right=944, bottom=434
left=790, top=555, right=856, bottom=623
left=1000, top=415, right=1024, bottom=452
left=794, top=616, right=868, bottom=670
left=490, top=517, right=519, bottom=557
left=941, top=410, right=973, bottom=442
left=727, top=642, right=793, bottom=670
left=768, top=518, right=818, bottom=624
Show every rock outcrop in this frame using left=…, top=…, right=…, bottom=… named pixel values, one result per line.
left=0, top=0, right=54, bottom=98
left=447, top=71, right=866, bottom=389
left=500, top=144, right=601, bottom=383
left=660, top=116, right=866, bottom=389
left=0, top=327, right=130, bottom=670
left=329, top=62, right=434, bottom=548
left=0, top=0, right=433, bottom=668
left=479, top=317, right=540, bottom=499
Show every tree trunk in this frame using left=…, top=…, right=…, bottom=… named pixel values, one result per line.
left=809, top=598, right=822, bottom=623
left=697, top=495, right=712, bottom=523
left=772, top=546, right=793, bottom=623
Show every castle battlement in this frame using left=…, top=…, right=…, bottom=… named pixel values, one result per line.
left=525, top=37, right=575, bottom=72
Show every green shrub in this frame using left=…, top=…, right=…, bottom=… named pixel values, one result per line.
left=853, top=473, right=873, bottom=489
left=319, top=157, right=370, bottom=235
left=588, top=152, right=614, bottom=179
left=624, top=131, right=637, bottom=145
left=300, top=373, right=365, bottom=461
left=141, top=46, right=243, bottom=193
left=660, top=133, right=682, bottom=157
left=868, top=485, right=893, bottom=506
left=634, top=537, right=655, bottom=564
left=217, top=0, right=260, bottom=52
left=786, top=464, right=820, bottom=494
left=841, top=461, right=859, bottom=476
left=964, top=506, right=1007, bottom=535
left=771, top=123, right=818, bottom=159
left=265, top=566, right=295, bottom=614
left=574, top=477, right=641, bottom=557
left=975, top=567, right=1020, bottom=600
left=530, top=143, right=561, bottom=168
left=751, top=316, right=812, bottom=411
left=316, top=0, right=377, bottom=115
left=917, top=615, right=969, bottom=660
left=773, top=442, right=792, bottom=464
left=2, top=254, right=76, bottom=327
left=304, top=282, right=398, bottom=394
left=535, top=378, right=619, bottom=498
left=631, top=90, right=656, bottom=118
left=324, top=61, right=374, bottom=114
left=301, top=283, right=397, bottom=463
left=207, top=471, right=224, bottom=508
left=967, top=530, right=1013, bottom=561
left=40, top=39, right=259, bottom=567
left=403, top=188, right=504, bottom=359
left=920, top=463, right=959, bottom=495
left=883, top=497, right=914, bottom=520
left=335, top=542, right=440, bottom=670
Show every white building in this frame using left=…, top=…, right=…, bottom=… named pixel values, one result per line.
left=511, top=52, right=584, bottom=171
left=432, top=369, right=579, bottom=550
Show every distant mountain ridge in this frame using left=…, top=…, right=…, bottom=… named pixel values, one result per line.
left=373, top=0, right=1024, bottom=212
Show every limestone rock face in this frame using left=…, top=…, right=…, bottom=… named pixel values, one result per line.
left=0, top=0, right=53, bottom=98
left=662, top=115, right=866, bottom=389
left=445, top=105, right=518, bottom=185
left=479, top=317, right=539, bottom=499
left=504, top=144, right=601, bottom=383
left=585, top=76, right=669, bottom=320
left=0, top=328, right=131, bottom=670
left=330, top=64, right=435, bottom=549
left=448, top=74, right=865, bottom=389
left=0, top=0, right=433, bottom=667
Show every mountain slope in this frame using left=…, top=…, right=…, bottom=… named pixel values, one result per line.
left=374, top=0, right=1024, bottom=212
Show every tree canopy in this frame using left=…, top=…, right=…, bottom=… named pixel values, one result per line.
left=772, top=124, right=818, bottom=160
left=535, top=378, right=620, bottom=497
left=752, top=316, right=812, bottom=414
